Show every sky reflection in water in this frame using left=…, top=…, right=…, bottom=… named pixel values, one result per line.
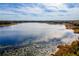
left=0, top=23, right=76, bottom=46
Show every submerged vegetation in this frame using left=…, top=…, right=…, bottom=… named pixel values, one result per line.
left=0, top=46, right=40, bottom=56
left=1, top=40, right=79, bottom=56
left=50, top=40, right=79, bottom=56
left=0, top=43, right=49, bottom=56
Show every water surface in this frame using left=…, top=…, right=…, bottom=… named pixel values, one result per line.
left=0, top=23, right=76, bottom=47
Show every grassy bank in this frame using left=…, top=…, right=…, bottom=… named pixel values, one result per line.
left=0, top=24, right=16, bottom=27
left=50, top=40, right=79, bottom=56
left=65, top=23, right=79, bottom=33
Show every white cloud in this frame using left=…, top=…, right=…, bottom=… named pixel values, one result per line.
left=19, top=7, right=43, bottom=14
left=0, top=3, right=79, bottom=20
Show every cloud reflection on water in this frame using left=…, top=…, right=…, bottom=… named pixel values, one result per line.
left=0, top=23, right=76, bottom=46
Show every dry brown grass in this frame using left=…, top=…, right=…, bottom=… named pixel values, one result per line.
left=50, top=40, right=79, bottom=56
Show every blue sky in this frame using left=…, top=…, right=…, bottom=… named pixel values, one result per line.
left=0, top=3, right=79, bottom=20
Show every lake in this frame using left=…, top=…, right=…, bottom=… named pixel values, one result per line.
left=0, top=23, right=77, bottom=55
